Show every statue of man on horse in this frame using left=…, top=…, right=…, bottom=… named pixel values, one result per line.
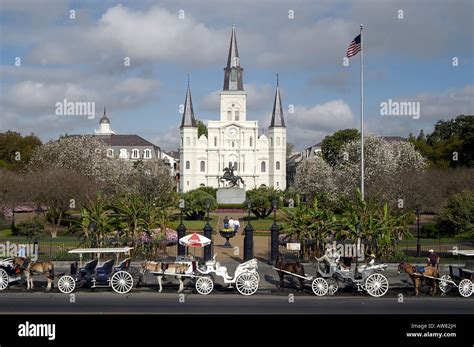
left=219, top=165, right=244, bottom=188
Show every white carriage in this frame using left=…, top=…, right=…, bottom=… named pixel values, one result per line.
left=274, top=257, right=389, bottom=298
left=439, top=249, right=474, bottom=298
left=197, top=254, right=260, bottom=296
left=0, top=257, right=23, bottom=291
left=145, top=254, right=260, bottom=296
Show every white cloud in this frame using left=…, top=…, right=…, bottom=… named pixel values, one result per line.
left=287, top=99, right=355, bottom=149
left=154, top=126, right=180, bottom=151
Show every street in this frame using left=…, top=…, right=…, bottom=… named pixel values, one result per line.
left=0, top=289, right=472, bottom=314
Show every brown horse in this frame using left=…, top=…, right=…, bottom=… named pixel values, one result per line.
left=13, top=257, right=55, bottom=292
left=275, top=254, right=306, bottom=290
left=397, top=262, right=439, bottom=296
left=142, top=261, right=191, bottom=293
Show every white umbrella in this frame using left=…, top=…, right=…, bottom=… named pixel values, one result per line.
left=179, top=232, right=212, bottom=248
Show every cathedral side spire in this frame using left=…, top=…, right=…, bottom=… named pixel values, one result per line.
left=270, top=73, right=285, bottom=128
left=223, top=25, right=244, bottom=91
left=181, top=77, right=197, bottom=128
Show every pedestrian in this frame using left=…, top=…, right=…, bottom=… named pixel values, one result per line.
left=223, top=216, right=229, bottom=229
left=234, top=218, right=240, bottom=234
left=228, top=217, right=235, bottom=231
left=427, top=249, right=440, bottom=268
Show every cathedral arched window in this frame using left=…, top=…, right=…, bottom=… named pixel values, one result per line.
left=276, top=161, right=281, bottom=170
left=261, top=161, right=266, bottom=172
left=234, top=162, right=238, bottom=170
left=249, top=137, right=253, bottom=147
left=200, top=161, right=205, bottom=172
left=186, top=161, right=190, bottom=170
left=214, top=137, right=217, bottom=147
left=232, top=141, right=235, bottom=147
left=231, top=68, right=237, bottom=82
left=235, top=110, right=240, bottom=121
left=276, top=137, right=281, bottom=146
left=227, top=109, right=232, bottom=121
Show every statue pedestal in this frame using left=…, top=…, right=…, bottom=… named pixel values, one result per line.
left=217, top=187, right=246, bottom=204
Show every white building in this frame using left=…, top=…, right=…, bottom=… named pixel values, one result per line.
left=179, top=26, right=287, bottom=192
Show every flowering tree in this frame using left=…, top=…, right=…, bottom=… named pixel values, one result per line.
left=294, top=156, right=338, bottom=200
left=28, top=135, right=132, bottom=193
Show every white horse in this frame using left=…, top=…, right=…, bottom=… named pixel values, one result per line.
left=142, top=261, right=191, bottom=293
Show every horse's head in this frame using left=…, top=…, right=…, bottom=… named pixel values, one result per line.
left=397, top=262, right=406, bottom=275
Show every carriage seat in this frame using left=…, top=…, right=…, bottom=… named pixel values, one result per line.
left=95, top=259, right=115, bottom=282
left=79, top=259, right=98, bottom=276
left=114, top=258, right=131, bottom=272
left=214, top=261, right=227, bottom=274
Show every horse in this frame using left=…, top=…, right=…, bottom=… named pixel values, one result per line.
left=142, top=261, right=191, bottom=293
left=13, top=257, right=55, bottom=292
left=397, top=262, right=439, bottom=296
left=275, top=254, right=306, bottom=291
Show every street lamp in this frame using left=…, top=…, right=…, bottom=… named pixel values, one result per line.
left=355, top=223, right=361, bottom=271
left=244, top=200, right=254, bottom=261
left=202, top=198, right=213, bottom=261
left=416, top=207, right=421, bottom=257
left=177, top=199, right=187, bottom=256
left=270, top=198, right=279, bottom=263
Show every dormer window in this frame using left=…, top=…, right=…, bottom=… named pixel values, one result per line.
left=106, top=149, right=114, bottom=158
left=131, top=149, right=140, bottom=159
left=144, top=149, right=152, bottom=159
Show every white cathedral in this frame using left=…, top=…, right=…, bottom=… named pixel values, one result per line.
left=179, top=26, right=286, bottom=193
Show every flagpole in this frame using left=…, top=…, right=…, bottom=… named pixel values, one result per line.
left=360, top=24, right=365, bottom=201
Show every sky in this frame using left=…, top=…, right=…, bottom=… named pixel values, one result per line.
left=0, top=0, right=473, bottom=151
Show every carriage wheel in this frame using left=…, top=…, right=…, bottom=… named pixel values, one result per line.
left=439, top=275, right=453, bottom=294
left=235, top=272, right=259, bottom=296
left=311, top=278, right=328, bottom=296
left=0, top=269, right=9, bottom=291
left=365, top=273, right=389, bottom=297
left=57, top=275, right=76, bottom=294
left=127, top=267, right=142, bottom=288
left=326, top=278, right=339, bottom=295
left=458, top=279, right=473, bottom=298
left=111, top=271, right=133, bottom=294
left=195, top=275, right=214, bottom=295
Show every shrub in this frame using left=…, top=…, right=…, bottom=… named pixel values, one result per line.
left=12, top=218, right=44, bottom=239
left=436, top=190, right=474, bottom=237
left=420, top=222, right=439, bottom=238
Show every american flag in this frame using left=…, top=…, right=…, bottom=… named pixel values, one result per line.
left=346, top=34, right=361, bottom=58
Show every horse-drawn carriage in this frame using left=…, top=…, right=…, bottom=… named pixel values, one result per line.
left=439, top=249, right=474, bottom=297
left=0, top=257, right=23, bottom=291
left=141, top=254, right=260, bottom=296
left=274, top=254, right=389, bottom=297
left=57, top=247, right=137, bottom=294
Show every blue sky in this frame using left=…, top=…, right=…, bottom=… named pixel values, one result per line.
left=0, top=0, right=473, bottom=150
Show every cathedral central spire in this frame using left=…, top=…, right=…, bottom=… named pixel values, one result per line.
left=223, top=25, right=244, bottom=91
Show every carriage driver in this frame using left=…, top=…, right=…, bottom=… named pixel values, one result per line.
left=427, top=249, right=440, bottom=268
left=316, top=244, right=340, bottom=273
